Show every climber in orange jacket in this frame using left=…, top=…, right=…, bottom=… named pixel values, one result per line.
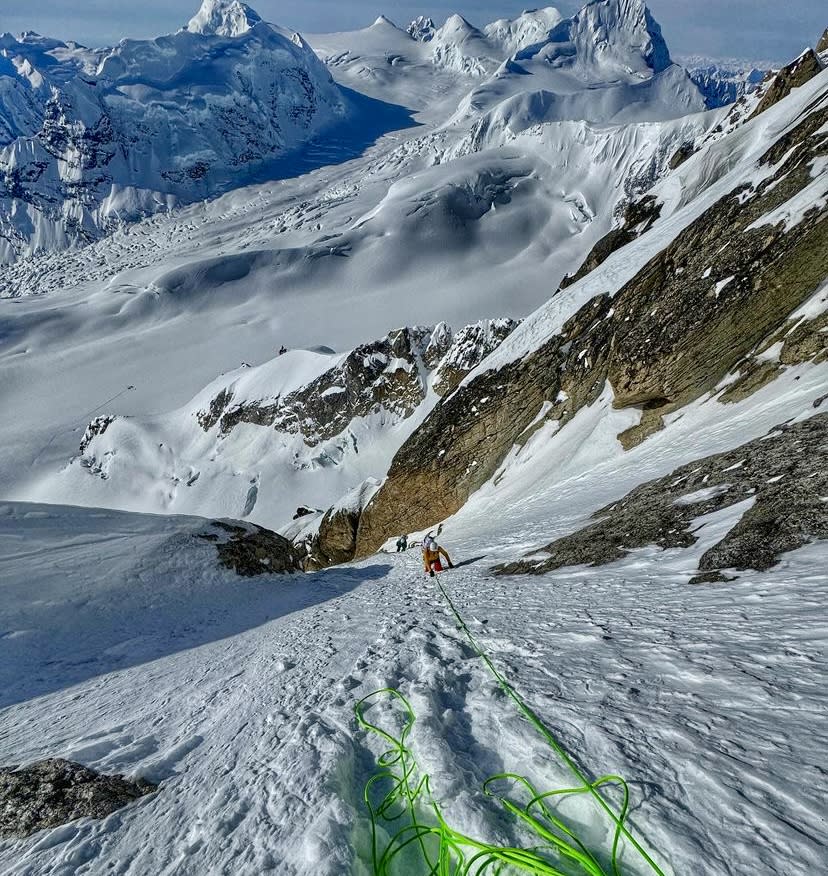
left=422, top=533, right=453, bottom=577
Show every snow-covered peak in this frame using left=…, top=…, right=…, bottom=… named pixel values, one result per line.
left=407, top=15, right=437, bottom=42
left=440, top=14, right=480, bottom=38
left=538, top=0, right=672, bottom=75
left=186, top=0, right=262, bottom=37
left=0, top=0, right=346, bottom=261
left=484, top=7, right=564, bottom=55
left=370, top=15, right=399, bottom=30
left=428, top=13, right=494, bottom=76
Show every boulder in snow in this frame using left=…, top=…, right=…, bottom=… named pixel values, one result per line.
left=0, top=759, right=155, bottom=838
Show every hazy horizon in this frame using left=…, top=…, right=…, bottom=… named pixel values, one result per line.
left=1, top=0, right=824, bottom=65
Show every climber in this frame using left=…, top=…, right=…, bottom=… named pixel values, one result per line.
left=396, top=534, right=408, bottom=552
left=422, top=533, right=453, bottom=577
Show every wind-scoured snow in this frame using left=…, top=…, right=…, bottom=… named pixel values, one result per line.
left=0, top=3, right=826, bottom=874
left=1, top=361, right=826, bottom=875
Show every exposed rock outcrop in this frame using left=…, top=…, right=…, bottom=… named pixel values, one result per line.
left=407, top=16, right=437, bottom=42
left=203, top=520, right=303, bottom=576
left=196, top=320, right=518, bottom=446
left=303, top=478, right=381, bottom=570
left=608, top=107, right=827, bottom=416
left=750, top=49, right=824, bottom=118
left=78, top=415, right=115, bottom=454
left=0, top=759, right=155, bottom=838
left=432, top=319, right=517, bottom=395
left=351, top=82, right=828, bottom=558
left=495, top=414, right=828, bottom=576
left=70, top=319, right=518, bottom=530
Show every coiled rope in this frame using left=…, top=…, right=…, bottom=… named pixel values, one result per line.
left=354, top=573, right=668, bottom=876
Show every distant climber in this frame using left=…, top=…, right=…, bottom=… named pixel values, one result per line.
left=396, top=534, right=408, bottom=552
left=279, top=345, right=288, bottom=355
left=422, top=533, right=453, bottom=576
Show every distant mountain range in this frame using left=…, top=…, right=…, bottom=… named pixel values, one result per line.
left=0, top=0, right=709, bottom=264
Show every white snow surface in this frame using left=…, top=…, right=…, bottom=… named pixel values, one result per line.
left=0, top=4, right=347, bottom=262
left=1, top=364, right=826, bottom=875
left=463, top=68, right=828, bottom=381
left=17, top=320, right=513, bottom=529
left=0, top=6, right=827, bottom=875
left=0, top=0, right=722, bottom=516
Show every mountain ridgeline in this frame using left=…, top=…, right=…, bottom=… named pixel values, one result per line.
left=1, top=0, right=708, bottom=265
left=334, top=35, right=828, bottom=574
left=0, top=0, right=345, bottom=262
left=3, top=1, right=826, bottom=583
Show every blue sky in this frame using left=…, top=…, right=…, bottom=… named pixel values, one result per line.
left=1, top=0, right=824, bottom=64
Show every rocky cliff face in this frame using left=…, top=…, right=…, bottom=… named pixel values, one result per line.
left=750, top=49, right=824, bottom=118
left=194, top=319, right=517, bottom=445
left=559, top=195, right=662, bottom=288
left=348, top=65, right=828, bottom=560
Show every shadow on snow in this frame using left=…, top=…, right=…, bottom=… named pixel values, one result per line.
left=0, top=502, right=391, bottom=709
left=211, top=86, right=420, bottom=189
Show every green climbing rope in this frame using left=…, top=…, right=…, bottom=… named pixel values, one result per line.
left=354, top=575, right=668, bottom=876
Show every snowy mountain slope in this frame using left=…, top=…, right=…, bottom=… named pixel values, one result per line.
left=483, top=8, right=565, bottom=58
left=26, top=320, right=516, bottom=529
left=0, top=7, right=726, bottom=519
left=0, top=119, right=707, bottom=513
left=0, top=0, right=350, bottom=263
left=351, top=64, right=828, bottom=557
left=0, top=502, right=302, bottom=708
left=449, top=0, right=697, bottom=129
left=1, top=361, right=825, bottom=875
left=0, top=0, right=709, bottom=266
left=0, top=9, right=826, bottom=876
left=308, top=7, right=568, bottom=110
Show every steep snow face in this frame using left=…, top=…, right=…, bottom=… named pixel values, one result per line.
left=0, top=3, right=346, bottom=263
left=186, top=0, right=262, bottom=37
left=27, top=321, right=517, bottom=529
left=483, top=7, right=564, bottom=57
left=462, top=68, right=828, bottom=381
left=447, top=1, right=704, bottom=129
left=430, top=15, right=496, bottom=77
left=0, top=0, right=716, bottom=510
left=1, top=376, right=826, bottom=875
left=539, top=0, right=672, bottom=77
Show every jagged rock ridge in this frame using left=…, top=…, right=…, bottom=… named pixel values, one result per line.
left=751, top=49, right=825, bottom=117
left=64, top=319, right=518, bottom=529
